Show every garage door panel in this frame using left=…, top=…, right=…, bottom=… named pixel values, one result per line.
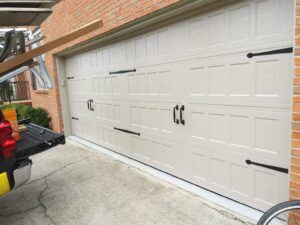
left=124, top=66, right=182, bottom=102
left=69, top=98, right=95, bottom=121
left=91, top=72, right=128, bottom=99
left=253, top=111, right=290, bottom=162
left=65, top=0, right=292, bottom=78
left=65, top=56, right=81, bottom=76
left=229, top=3, right=252, bottom=44
left=185, top=104, right=289, bottom=163
left=95, top=102, right=114, bottom=123
left=138, top=137, right=152, bottom=164
left=191, top=144, right=230, bottom=192
left=252, top=168, right=288, bottom=208
left=128, top=102, right=180, bottom=138
left=93, top=124, right=119, bottom=151
left=115, top=131, right=133, bottom=156
left=186, top=0, right=291, bottom=57
left=190, top=144, right=288, bottom=210
left=229, top=114, right=252, bottom=151
left=229, top=162, right=252, bottom=198
left=131, top=134, right=188, bottom=176
left=184, top=53, right=292, bottom=107
left=72, top=119, right=97, bottom=141
left=66, top=0, right=293, bottom=211
left=210, top=157, right=229, bottom=190
left=94, top=100, right=128, bottom=126
left=191, top=152, right=210, bottom=186
left=67, top=77, right=94, bottom=99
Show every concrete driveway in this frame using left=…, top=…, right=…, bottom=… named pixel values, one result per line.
left=0, top=140, right=253, bottom=225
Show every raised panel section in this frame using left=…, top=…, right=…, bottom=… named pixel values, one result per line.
left=208, top=65, right=227, bottom=96
left=229, top=115, right=251, bottom=149
left=160, top=107, right=173, bottom=133
left=254, top=117, right=277, bottom=154
left=230, top=163, right=251, bottom=197
left=138, top=73, right=148, bottom=95
left=190, top=111, right=207, bottom=141
left=186, top=105, right=289, bottom=163
left=149, top=107, right=161, bottom=130
left=256, top=0, right=280, bottom=38
left=189, top=17, right=206, bottom=49
left=157, top=29, right=168, bottom=56
left=229, top=4, right=251, bottom=42
left=128, top=74, right=138, bottom=95
left=126, top=40, right=136, bottom=62
left=146, top=33, right=158, bottom=58
left=208, top=12, right=226, bottom=46
left=210, top=158, right=228, bottom=189
left=255, top=59, right=279, bottom=97
left=229, top=62, right=251, bottom=96
left=254, top=170, right=277, bottom=205
left=209, top=113, right=228, bottom=144
left=130, top=106, right=139, bottom=127
left=192, top=153, right=209, bottom=183
left=185, top=54, right=291, bottom=106
left=189, top=67, right=207, bottom=96
left=159, top=71, right=171, bottom=95
left=140, top=107, right=149, bottom=128
left=136, top=37, right=147, bottom=60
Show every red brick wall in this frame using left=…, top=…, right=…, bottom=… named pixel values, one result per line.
left=291, top=0, right=300, bottom=203
left=28, top=54, right=61, bottom=131
left=32, top=0, right=180, bottom=132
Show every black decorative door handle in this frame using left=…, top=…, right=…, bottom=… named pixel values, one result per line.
left=245, top=159, right=288, bottom=173
left=247, top=47, right=293, bottom=58
left=87, top=100, right=90, bottom=110
left=109, top=69, right=136, bottom=74
left=173, top=105, right=179, bottom=124
left=89, top=99, right=94, bottom=111
left=180, top=105, right=185, bottom=125
left=114, top=127, right=140, bottom=136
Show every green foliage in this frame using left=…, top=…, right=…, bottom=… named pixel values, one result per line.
left=0, top=104, right=51, bottom=128
left=0, top=81, right=13, bottom=102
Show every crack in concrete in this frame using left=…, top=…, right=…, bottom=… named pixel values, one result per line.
left=131, top=164, right=254, bottom=224
left=0, top=205, right=40, bottom=217
left=0, top=156, right=93, bottom=222
left=39, top=179, right=57, bottom=225
left=201, top=201, right=254, bottom=225
left=26, top=155, right=94, bottom=185
left=0, top=148, right=253, bottom=225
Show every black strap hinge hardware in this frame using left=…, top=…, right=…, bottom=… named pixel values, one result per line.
left=109, top=69, right=136, bottom=75
left=247, top=47, right=293, bottom=58
left=71, top=117, right=78, bottom=120
left=246, top=159, right=288, bottom=173
left=114, top=127, right=140, bottom=136
left=67, top=76, right=74, bottom=80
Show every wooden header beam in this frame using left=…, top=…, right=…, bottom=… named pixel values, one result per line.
left=0, top=19, right=103, bottom=75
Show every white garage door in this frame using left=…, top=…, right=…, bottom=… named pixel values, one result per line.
left=65, top=0, right=293, bottom=210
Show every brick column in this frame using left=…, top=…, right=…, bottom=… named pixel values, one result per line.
left=291, top=0, right=300, bottom=198
left=289, top=2, right=300, bottom=225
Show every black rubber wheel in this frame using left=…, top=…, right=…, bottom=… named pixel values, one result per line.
left=257, top=200, right=300, bottom=225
